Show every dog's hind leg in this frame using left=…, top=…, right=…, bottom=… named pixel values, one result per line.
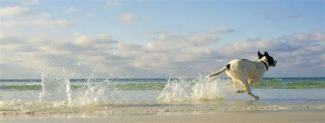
left=236, top=89, right=246, bottom=93
left=233, top=79, right=246, bottom=93
left=232, top=79, right=237, bottom=88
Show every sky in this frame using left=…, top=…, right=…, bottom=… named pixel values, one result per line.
left=0, top=0, right=324, bottom=79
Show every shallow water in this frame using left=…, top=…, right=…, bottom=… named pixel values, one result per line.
left=0, top=77, right=325, bottom=117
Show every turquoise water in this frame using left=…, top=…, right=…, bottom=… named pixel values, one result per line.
left=0, top=77, right=324, bottom=116
left=1, top=77, right=324, bottom=91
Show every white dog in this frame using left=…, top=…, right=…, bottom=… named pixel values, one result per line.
left=207, top=51, right=277, bottom=100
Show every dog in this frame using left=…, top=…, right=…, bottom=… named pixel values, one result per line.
left=207, top=51, right=277, bottom=100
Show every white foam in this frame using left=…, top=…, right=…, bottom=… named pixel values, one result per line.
left=157, top=77, right=232, bottom=103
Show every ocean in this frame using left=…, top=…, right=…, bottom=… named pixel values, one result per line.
left=0, top=75, right=324, bottom=117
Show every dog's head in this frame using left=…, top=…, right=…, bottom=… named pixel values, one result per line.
left=258, top=51, right=277, bottom=67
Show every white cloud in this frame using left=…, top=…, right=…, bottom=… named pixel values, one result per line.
left=35, top=19, right=71, bottom=27
left=73, top=34, right=92, bottom=46
left=117, top=42, right=142, bottom=51
left=148, top=33, right=218, bottom=51
left=0, top=6, right=29, bottom=18
left=0, top=33, right=123, bottom=78
left=189, top=34, right=219, bottom=46
left=106, top=0, right=120, bottom=8
left=86, top=12, right=96, bottom=17
left=118, top=13, right=137, bottom=24
left=206, top=27, right=236, bottom=33
left=39, top=12, right=52, bottom=18
left=1, top=19, right=71, bottom=28
left=66, top=7, right=77, bottom=13
left=280, top=31, right=325, bottom=43
left=22, top=0, right=39, bottom=6
left=0, top=6, right=71, bottom=29
left=117, top=13, right=150, bottom=25
left=1, top=20, right=22, bottom=28
left=73, top=33, right=118, bottom=49
left=218, top=38, right=290, bottom=57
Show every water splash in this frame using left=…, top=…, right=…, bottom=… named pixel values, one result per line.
left=157, top=77, right=231, bottom=103
left=71, top=79, right=118, bottom=106
left=38, top=69, right=118, bottom=106
left=192, top=78, right=223, bottom=100
left=38, top=69, right=71, bottom=105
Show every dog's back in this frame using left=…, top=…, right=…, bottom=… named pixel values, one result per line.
left=226, top=59, right=266, bottom=84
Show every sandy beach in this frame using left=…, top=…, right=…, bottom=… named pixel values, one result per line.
left=1, top=111, right=324, bottom=123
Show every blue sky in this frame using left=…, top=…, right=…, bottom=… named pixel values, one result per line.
left=0, top=0, right=324, bottom=78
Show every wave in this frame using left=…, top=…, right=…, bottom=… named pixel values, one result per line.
left=1, top=81, right=325, bottom=91
left=0, top=82, right=166, bottom=91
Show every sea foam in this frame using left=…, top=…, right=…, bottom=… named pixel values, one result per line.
left=157, top=77, right=232, bottom=103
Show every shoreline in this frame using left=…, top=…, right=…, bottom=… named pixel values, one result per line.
left=1, top=110, right=324, bottom=123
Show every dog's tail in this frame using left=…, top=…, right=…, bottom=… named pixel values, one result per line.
left=207, top=64, right=230, bottom=78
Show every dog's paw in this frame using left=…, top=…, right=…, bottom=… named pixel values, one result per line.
left=254, top=96, right=260, bottom=100
left=236, top=90, right=246, bottom=93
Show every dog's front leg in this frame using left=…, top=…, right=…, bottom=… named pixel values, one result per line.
left=242, top=80, right=259, bottom=100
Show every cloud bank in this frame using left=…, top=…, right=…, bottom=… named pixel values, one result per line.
left=0, top=6, right=71, bottom=29
left=1, top=29, right=324, bottom=78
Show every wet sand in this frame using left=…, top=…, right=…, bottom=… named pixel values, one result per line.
left=1, top=110, right=324, bottom=123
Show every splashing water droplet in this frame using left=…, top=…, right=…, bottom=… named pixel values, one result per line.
left=157, top=77, right=230, bottom=103
left=71, top=79, right=117, bottom=106
left=38, top=70, right=71, bottom=105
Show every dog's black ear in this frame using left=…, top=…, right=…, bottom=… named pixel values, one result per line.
left=258, top=51, right=264, bottom=59
left=264, top=51, right=269, bottom=56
